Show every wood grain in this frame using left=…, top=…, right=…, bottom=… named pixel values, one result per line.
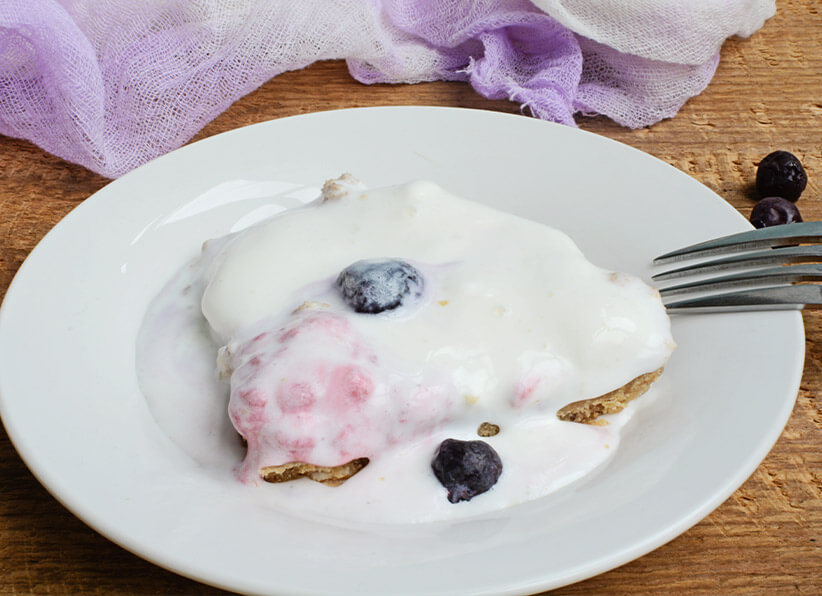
left=0, top=0, right=819, bottom=593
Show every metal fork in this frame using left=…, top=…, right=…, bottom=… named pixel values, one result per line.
left=652, top=221, right=822, bottom=313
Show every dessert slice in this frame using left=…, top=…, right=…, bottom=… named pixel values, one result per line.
left=202, top=175, right=675, bottom=486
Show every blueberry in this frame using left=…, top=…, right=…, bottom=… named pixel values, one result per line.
left=750, top=196, right=803, bottom=228
left=431, top=439, right=502, bottom=503
left=336, top=259, right=423, bottom=314
left=756, top=151, right=807, bottom=202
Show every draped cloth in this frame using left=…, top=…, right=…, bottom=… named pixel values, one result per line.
left=0, top=0, right=775, bottom=178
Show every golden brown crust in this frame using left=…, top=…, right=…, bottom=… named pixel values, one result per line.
left=259, top=457, right=369, bottom=486
left=556, top=368, right=664, bottom=424
left=256, top=369, right=663, bottom=485
left=477, top=422, right=500, bottom=437
left=320, top=173, right=359, bottom=202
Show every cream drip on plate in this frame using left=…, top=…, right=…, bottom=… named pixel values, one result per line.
left=136, top=175, right=674, bottom=523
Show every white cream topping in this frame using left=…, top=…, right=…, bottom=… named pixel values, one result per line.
left=200, top=176, right=674, bottom=483
left=136, top=175, right=674, bottom=523
left=204, top=178, right=671, bottom=399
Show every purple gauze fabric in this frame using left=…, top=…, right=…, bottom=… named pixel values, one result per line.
left=0, top=0, right=735, bottom=178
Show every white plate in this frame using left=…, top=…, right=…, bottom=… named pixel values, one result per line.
left=0, top=107, right=804, bottom=595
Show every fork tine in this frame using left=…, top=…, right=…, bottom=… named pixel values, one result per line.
left=658, top=264, right=822, bottom=296
left=664, top=284, right=822, bottom=313
left=654, top=221, right=822, bottom=264
left=652, top=245, right=822, bottom=281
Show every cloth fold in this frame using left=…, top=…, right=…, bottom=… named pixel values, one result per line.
left=0, top=0, right=775, bottom=178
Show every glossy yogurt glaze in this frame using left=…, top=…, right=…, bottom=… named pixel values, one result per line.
left=137, top=175, right=675, bottom=524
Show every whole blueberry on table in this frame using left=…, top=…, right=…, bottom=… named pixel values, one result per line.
left=756, top=150, right=807, bottom=202
left=336, top=258, right=424, bottom=314
left=431, top=438, right=503, bottom=503
left=749, top=196, right=803, bottom=228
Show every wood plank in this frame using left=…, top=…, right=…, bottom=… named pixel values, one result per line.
left=0, top=0, right=818, bottom=593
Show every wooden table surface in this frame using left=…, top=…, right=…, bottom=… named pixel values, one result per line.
left=1, top=2, right=820, bottom=594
